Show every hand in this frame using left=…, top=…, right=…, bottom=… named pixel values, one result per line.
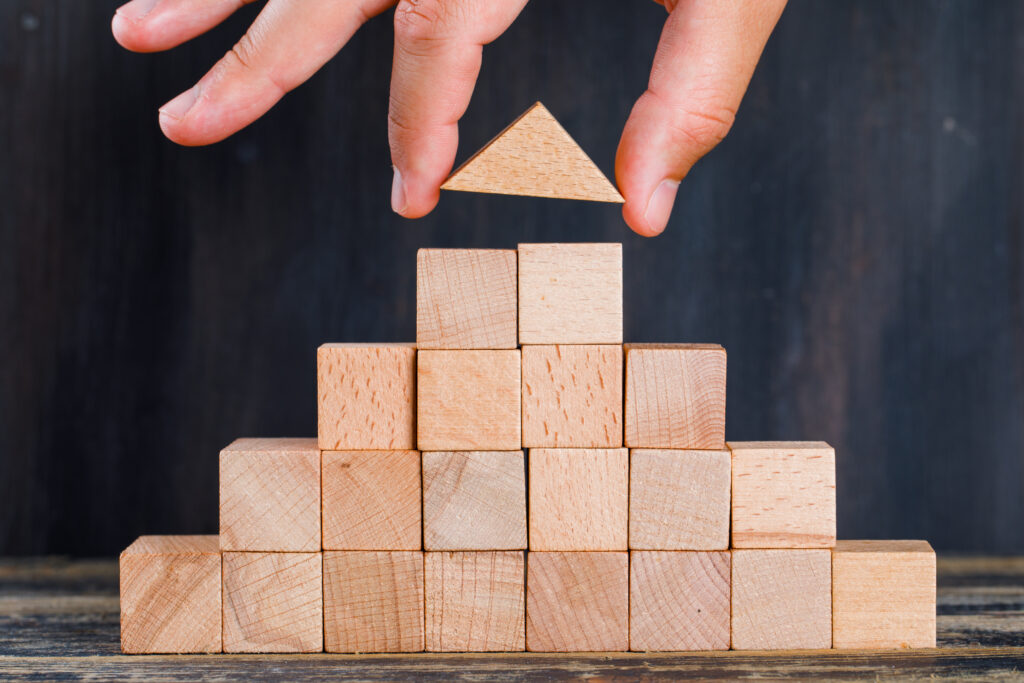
left=111, top=0, right=786, bottom=236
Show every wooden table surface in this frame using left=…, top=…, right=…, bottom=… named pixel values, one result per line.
left=1, top=556, right=1022, bottom=681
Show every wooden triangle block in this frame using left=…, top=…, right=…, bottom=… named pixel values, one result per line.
left=442, top=102, right=623, bottom=203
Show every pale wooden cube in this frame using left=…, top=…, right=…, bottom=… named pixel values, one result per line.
left=730, top=441, right=836, bottom=548
left=416, top=248, right=518, bottom=349
left=422, top=451, right=526, bottom=551
left=119, top=536, right=222, bottom=654
left=833, top=540, right=936, bottom=649
left=219, top=438, right=320, bottom=552
left=732, top=549, right=832, bottom=650
left=317, top=343, right=416, bottom=450
left=425, top=551, right=525, bottom=652
left=521, top=345, right=623, bottom=448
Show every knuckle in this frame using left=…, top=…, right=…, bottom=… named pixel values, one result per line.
left=394, top=0, right=450, bottom=42
left=666, top=98, right=736, bottom=151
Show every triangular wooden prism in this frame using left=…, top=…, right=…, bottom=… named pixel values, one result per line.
left=442, top=102, right=624, bottom=203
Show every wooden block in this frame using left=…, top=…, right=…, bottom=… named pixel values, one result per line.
left=424, top=551, right=525, bottom=652
left=731, top=549, right=832, bottom=650
left=624, top=344, right=727, bottom=449
left=529, top=448, right=628, bottom=551
left=521, top=345, right=623, bottom=448
left=629, top=551, right=731, bottom=651
left=441, top=102, right=623, bottom=203
left=317, top=343, right=416, bottom=450
left=322, top=450, right=421, bottom=551
left=629, top=449, right=730, bottom=550
left=518, top=243, right=622, bottom=345
left=119, top=536, right=221, bottom=654
left=832, top=540, right=936, bottom=649
left=526, top=552, right=628, bottom=652
left=417, top=350, right=521, bottom=451
left=323, top=551, right=425, bottom=653
left=422, top=451, right=526, bottom=551
left=416, top=248, right=518, bottom=350
left=222, top=552, right=323, bottom=653
left=730, top=441, right=836, bottom=548
left=219, top=438, right=320, bottom=552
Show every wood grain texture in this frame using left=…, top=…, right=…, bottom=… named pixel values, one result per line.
left=521, top=345, right=623, bottom=448
left=317, top=344, right=416, bottom=451
left=323, top=551, right=425, bottom=653
left=425, top=551, right=526, bottom=652
left=528, top=448, right=628, bottom=551
left=518, top=243, right=623, bottom=345
left=833, top=540, right=936, bottom=649
left=729, top=441, right=836, bottom=549
left=526, top=551, right=628, bottom=652
left=422, top=451, right=526, bottom=551
left=629, top=449, right=731, bottom=550
left=629, top=551, right=731, bottom=652
left=219, top=438, right=320, bottom=552
left=119, top=536, right=221, bottom=654
left=731, top=549, right=832, bottom=651
left=222, top=552, right=323, bottom=653
left=441, top=102, right=623, bottom=203
left=417, top=350, right=521, bottom=451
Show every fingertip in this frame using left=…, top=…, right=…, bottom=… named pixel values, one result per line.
left=392, top=167, right=440, bottom=218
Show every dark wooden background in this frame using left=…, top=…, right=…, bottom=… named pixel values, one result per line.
left=1, top=1, right=1022, bottom=556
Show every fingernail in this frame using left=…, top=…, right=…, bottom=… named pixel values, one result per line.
left=391, top=167, right=407, bottom=215
left=114, top=0, right=160, bottom=22
left=159, top=86, right=198, bottom=121
left=643, top=179, right=679, bottom=236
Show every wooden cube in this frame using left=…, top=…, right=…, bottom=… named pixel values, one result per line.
left=219, top=438, right=320, bottom=552
left=731, top=549, right=832, bottom=650
left=624, top=344, right=727, bottom=449
left=222, top=552, right=323, bottom=653
left=629, top=449, right=730, bottom=550
left=425, top=551, right=525, bottom=652
left=730, top=441, right=836, bottom=548
left=521, top=345, right=623, bottom=448
left=518, top=243, right=622, bottom=344
left=526, top=552, right=628, bottom=652
left=322, top=450, right=421, bottom=550
left=416, top=248, right=518, bottom=349
left=528, top=448, right=628, bottom=551
left=832, top=540, right=936, bottom=649
left=417, top=350, right=521, bottom=451
left=317, top=343, right=416, bottom=450
left=422, top=451, right=526, bottom=550
left=630, top=551, right=731, bottom=651
left=119, top=536, right=221, bottom=654
left=323, top=551, right=425, bottom=653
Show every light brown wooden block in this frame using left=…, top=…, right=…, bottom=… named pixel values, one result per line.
left=219, top=438, right=320, bottom=552
left=222, top=552, right=323, bottom=653
left=119, top=536, right=221, bottom=654
left=629, top=551, right=731, bottom=651
left=833, top=540, right=936, bottom=649
left=417, top=350, right=521, bottom=451
left=629, top=449, right=730, bottom=550
left=424, top=551, right=525, bottom=652
left=317, top=343, right=416, bottom=450
left=521, top=345, right=622, bottom=448
left=416, top=249, right=518, bottom=350
left=730, top=441, right=836, bottom=549
left=323, top=551, right=425, bottom=653
left=322, top=450, right=421, bottom=551
left=526, top=552, right=628, bottom=652
left=422, top=451, right=526, bottom=551
left=624, top=344, right=727, bottom=449
left=731, top=549, right=832, bottom=650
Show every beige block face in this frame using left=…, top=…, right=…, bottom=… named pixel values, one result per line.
left=416, top=249, right=518, bottom=350
left=528, top=448, right=628, bottom=551
left=521, top=345, right=623, bottom=448
left=219, top=438, right=321, bottom=552
left=833, top=540, right=937, bottom=649
left=317, top=344, right=416, bottom=450
left=518, top=243, right=623, bottom=344
left=730, top=441, right=836, bottom=548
